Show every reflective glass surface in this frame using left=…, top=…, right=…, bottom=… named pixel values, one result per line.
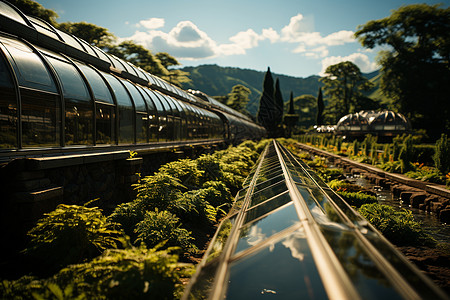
left=95, top=103, right=114, bottom=144
left=236, top=201, right=298, bottom=253
left=0, top=52, right=17, bottom=148
left=320, top=226, right=404, bottom=300
left=244, top=191, right=293, bottom=224
left=249, top=181, right=288, bottom=208
left=77, top=64, right=114, bottom=104
left=226, top=228, right=327, bottom=300
left=21, top=89, right=60, bottom=147
left=0, top=2, right=27, bottom=24
left=122, top=80, right=146, bottom=112
left=47, top=56, right=90, bottom=102
left=2, top=37, right=57, bottom=92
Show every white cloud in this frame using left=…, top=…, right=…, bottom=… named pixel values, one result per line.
left=321, top=30, right=355, bottom=46
left=125, top=21, right=217, bottom=60
left=123, top=14, right=358, bottom=66
left=262, top=28, right=279, bottom=43
left=281, top=14, right=314, bottom=42
left=229, top=29, right=263, bottom=49
left=320, top=53, right=379, bottom=76
left=138, top=17, right=165, bottom=30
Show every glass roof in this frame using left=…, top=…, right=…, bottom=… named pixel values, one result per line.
left=183, top=140, right=447, bottom=300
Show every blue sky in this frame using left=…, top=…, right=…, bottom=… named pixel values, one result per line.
left=39, top=0, right=448, bottom=77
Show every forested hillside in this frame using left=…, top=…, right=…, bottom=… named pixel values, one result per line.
left=180, top=64, right=323, bottom=116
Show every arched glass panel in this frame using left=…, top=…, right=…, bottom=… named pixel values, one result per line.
left=95, top=103, right=114, bottom=144
left=123, top=81, right=147, bottom=143
left=137, top=86, right=158, bottom=142
left=122, top=81, right=146, bottom=112
left=55, top=29, right=85, bottom=52
left=147, top=90, right=167, bottom=141
left=46, top=55, right=93, bottom=145
left=0, top=50, right=17, bottom=148
left=77, top=64, right=114, bottom=104
left=21, top=89, right=60, bottom=147
left=28, top=15, right=60, bottom=40
left=0, top=2, right=28, bottom=25
left=1, top=37, right=57, bottom=93
left=103, top=74, right=134, bottom=144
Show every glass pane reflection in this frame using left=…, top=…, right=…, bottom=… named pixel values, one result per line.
left=226, top=228, right=327, bottom=300
left=236, top=201, right=298, bottom=253
left=250, top=181, right=288, bottom=207
left=320, top=226, right=403, bottom=300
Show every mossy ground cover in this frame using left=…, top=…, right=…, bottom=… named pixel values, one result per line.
left=1, top=140, right=269, bottom=299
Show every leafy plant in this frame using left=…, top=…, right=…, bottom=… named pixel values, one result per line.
left=157, top=159, right=202, bottom=188
left=336, top=191, right=377, bottom=207
left=196, top=154, right=223, bottom=183
left=24, top=204, right=128, bottom=275
left=133, top=173, right=185, bottom=212
left=433, top=134, right=450, bottom=175
left=134, top=210, right=197, bottom=254
left=358, top=203, right=436, bottom=246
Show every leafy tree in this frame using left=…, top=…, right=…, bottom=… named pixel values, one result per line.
left=320, top=61, right=374, bottom=123
left=57, top=21, right=116, bottom=49
left=316, top=87, right=324, bottom=125
left=155, top=52, right=191, bottom=87
left=355, top=4, right=450, bottom=139
left=107, top=41, right=166, bottom=76
left=226, top=84, right=251, bottom=112
left=8, top=0, right=58, bottom=26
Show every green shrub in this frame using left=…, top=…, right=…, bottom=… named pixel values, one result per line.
left=24, top=204, right=128, bottom=274
left=328, top=179, right=351, bottom=190
left=134, top=210, right=197, bottom=254
left=202, top=181, right=232, bottom=207
left=433, top=134, right=450, bottom=175
left=336, top=191, right=377, bottom=207
left=157, top=159, right=202, bottom=187
left=2, top=247, right=194, bottom=299
left=358, top=203, right=436, bottom=246
left=108, top=202, right=144, bottom=238
left=133, top=173, right=185, bottom=212
left=196, top=154, right=223, bottom=183
left=316, top=168, right=344, bottom=182
left=399, top=135, right=415, bottom=173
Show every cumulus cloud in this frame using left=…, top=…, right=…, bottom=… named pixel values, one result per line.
left=262, top=28, right=279, bottom=43
left=320, top=53, right=379, bottom=76
left=138, top=17, right=165, bottom=30
left=229, top=29, right=263, bottom=49
left=125, top=21, right=217, bottom=60
left=281, top=14, right=314, bottom=42
left=123, top=13, right=359, bottom=65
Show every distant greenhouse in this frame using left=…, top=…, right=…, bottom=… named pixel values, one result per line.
left=335, top=110, right=411, bottom=138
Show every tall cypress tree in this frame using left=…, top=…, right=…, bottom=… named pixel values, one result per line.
left=257, top=67, right=275, bottom=132
left=284, top=91, right=299, bottom=137
left=316, top=87, right=324, bottom=125
left=274, top=78, right=284, bottom=127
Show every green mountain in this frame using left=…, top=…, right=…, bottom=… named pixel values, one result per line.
left=180, top=64, right=323, bottom=116
left=180, top=64, right=385, bottom=116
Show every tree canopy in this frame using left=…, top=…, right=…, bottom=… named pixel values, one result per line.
left=57, top=22, right=116, bottom=49
left=8, top=0, right=58, bottom=26
left=355, top=4, right=450, bottom=139
left=9, top=0, right=191, bottom=88
left=226, top=84, right=251, bottom=113
left=320, top=61, right=374, bottom=123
